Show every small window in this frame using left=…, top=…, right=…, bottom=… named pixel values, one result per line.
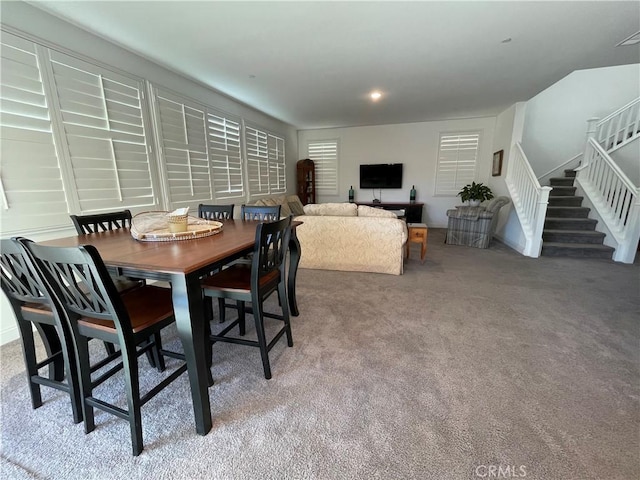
left=434, top=132, right=480, bottom=195
left=307, top=140, right=338, bottom=195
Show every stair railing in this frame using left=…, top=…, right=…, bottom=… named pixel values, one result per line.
left=594, top=97, right=640, bottom=153
left=575, top=137, right=640, bottom=263
left=505, top=142, right=552, bottom=257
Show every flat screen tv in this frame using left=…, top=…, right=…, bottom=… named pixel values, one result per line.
left=359, top=163, right=403, bottom=189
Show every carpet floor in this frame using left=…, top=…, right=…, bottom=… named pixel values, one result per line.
left=1, top=229, right=638, bottom=480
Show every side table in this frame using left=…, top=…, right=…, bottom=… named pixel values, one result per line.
left=406, top=223, right=428, bottom=263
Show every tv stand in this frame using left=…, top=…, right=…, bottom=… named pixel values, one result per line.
left=357, top=202, right=424, bottom=223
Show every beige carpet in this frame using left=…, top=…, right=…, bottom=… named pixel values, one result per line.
left=1, top=229, right=638, bottom=479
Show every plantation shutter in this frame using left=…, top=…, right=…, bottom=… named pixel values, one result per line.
left=268, top=134, right=286, bottom=194
left=245, top=125, right=270, bottom=196
left=47, top=50, right=157, bottom=212
left=0, top=31, right=69, bottom=232
left=434, top=132, right=480, bottom=195
left=207, top=111, right=244, bottom=200
left=307, top=140, right=338, bottom=195
left=154, top=89, right=211, bottom=208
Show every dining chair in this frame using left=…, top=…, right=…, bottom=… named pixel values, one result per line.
left=0, top=238, right=83, bottom=423
left=22, top=239, right=188, bottom=456
left=240, top=204, right=281, bottom=221
left=69, top=210, right=162, bottom=363
left=198, top=204, right=234, bottom=221
left=201, top=216, right=293, bottom=379
left=69, top=210, right=144, bottom=293
left=214, top=204, right=283, bottom=324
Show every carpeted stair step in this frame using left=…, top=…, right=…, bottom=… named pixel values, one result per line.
left=550, top=186, right=577, bottom=196
left=543, top=229, right=606, bottom=244
left=548, top=196, right=583, bottom=207
left=544, top=217, right=598, bottom=230
left=546, top=206, right=590, bottom=218
left=550, top=177, right=575, bottom=187
left=541, top=242, right=614, bottom=259
left=564, top=169, right=577, bottom=178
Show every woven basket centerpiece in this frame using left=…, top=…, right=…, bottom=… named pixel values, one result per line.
left=131, top=209, right=223, bottom=242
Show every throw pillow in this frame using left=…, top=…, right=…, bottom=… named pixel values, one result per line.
left=357, top=205, right=398, bottom=218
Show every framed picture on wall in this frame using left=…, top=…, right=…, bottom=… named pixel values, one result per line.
left=492, top=150, right=504, bottom=177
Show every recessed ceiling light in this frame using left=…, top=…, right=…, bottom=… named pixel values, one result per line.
left=617, top=31, right=640, bottom=46
left=370, top=91, right=382, bottom=101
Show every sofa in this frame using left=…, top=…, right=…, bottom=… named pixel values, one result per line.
left=295, top=203, right=408, bottom=275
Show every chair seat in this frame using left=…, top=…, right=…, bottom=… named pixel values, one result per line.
left=201, top=264, right=280, bottom=295
left=78, top=286, right=174, bottom=335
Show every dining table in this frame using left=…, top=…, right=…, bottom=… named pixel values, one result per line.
left=39, top=218, right=302, bottom=436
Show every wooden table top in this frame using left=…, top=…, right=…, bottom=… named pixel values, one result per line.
left=40, top=219, right=259, bottom=275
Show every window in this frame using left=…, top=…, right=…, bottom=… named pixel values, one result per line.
left=153, top=88, right=210, bottom=208
left=245, top=124, right=286, bottom=197
left=0, top=30, right=159, bottom=234
left=207, top=111, right=243, bottom=200
left=434, top=132, right=480, bottom=195
left=307, top=140, right=338, bottom=195
left=47, top=49, right=156, bottom=212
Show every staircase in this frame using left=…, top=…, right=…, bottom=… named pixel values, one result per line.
left=541, top=169, right=614, bottom=258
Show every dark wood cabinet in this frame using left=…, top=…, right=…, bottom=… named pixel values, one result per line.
left=297, top=159, right=316, bottom=205
left=357, top=202, right=424, bottom=223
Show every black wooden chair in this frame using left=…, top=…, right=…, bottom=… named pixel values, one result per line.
left=23, top=239, right=187, bottom=456
left=240, top=204, right=281, bottom=221
left=201, top=216, right=293, bottom=379
left=69, top=210, right=164, bottom=363
left=0, top=238, right=83, bottom=423
left=214, top=204, right=283, bottom=323
left=198, top=204, right=234, bottom=221
left=69, top=210, right=144, bottom=293
left=70, top=209, right=134, bottom=234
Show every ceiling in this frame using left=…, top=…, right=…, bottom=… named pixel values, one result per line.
left=29, top=1, right=640, bottom=130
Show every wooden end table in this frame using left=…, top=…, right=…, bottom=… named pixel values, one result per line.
left=406, top=223, right=428, bottom=263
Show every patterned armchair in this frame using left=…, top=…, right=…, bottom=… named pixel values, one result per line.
left=445, top=196, right=510, bottom=248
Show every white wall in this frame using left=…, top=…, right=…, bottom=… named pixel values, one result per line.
left=488, top=103, right=528, bottom=253
left=298, top=117, right=497, bottom=228
left=611, top=141, right=640, bottom=186
left=521, top=64, right=640, bottom=178
left=0, top=2, right=298, bottom=345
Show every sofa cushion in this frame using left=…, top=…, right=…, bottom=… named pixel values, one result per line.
left=303, top=203, right=358, bottom=216
left=357, top=205, right=398, bottom=218
left=286, top=195, right=305, bottom=216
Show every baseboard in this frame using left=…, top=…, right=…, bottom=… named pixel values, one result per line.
left=1, top=324, right=19, bottom=346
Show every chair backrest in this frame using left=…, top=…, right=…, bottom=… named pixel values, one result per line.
left=250, top=216, right=292, bottom=291
left=198, top=204, right=234, bottom=221
left=0, top=238, right=49, bottom=308
left=240, top=205, right=281, bottom=222
left=22, top=241, right=134, bottom=338
left=70, top=210, right=133, bottom=235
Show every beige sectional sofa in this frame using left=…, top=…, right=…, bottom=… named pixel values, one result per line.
left=295, top=203, right=408, bottom=275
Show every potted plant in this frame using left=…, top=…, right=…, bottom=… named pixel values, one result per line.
left=457, top=182, right=494, bottom=207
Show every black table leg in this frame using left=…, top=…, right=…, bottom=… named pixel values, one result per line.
left=171, top=273, right=212, bottom=436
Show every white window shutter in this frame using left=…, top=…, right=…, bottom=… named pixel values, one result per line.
left=308, top=140, right=338, bottom=195
left=435, top=132, right=480, bottom=195
left=154, top=89, right=211, bottom=208
left=245, top=125, right=270, bottom=196
left=46, top=50, right=157, bottom=212
left=207, top=111, right=244, bottom=200
left=0, top=31, right=69, bottom=233
left=268, top=134, right=286, bottom=194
